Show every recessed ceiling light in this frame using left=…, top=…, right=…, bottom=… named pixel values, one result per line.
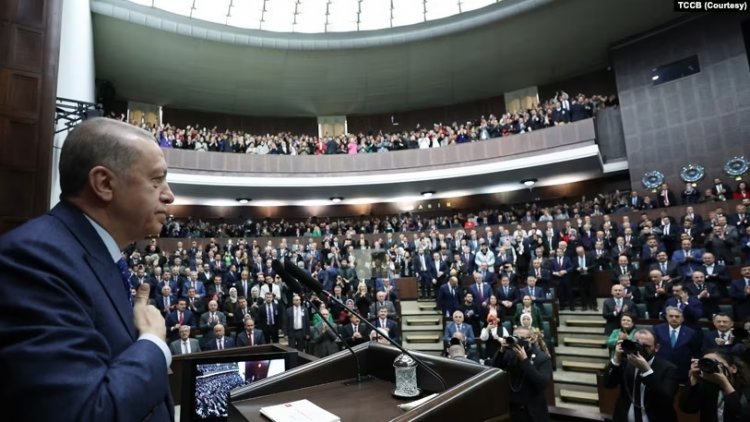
left=420, top=190, right=436, bottom=198
left=330, top=196, right=343, bottom=203
left=651, top=75, right=659, bottom=81
left=521, top=179, right=537, bottom=187
left=236, top=198, right=251, bottom=204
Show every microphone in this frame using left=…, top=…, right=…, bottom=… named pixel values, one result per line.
left=284, top=259, right=448, bottom=392
left=284, top=259, right=325, bottom=294
left=272, top=260, right=368, bottom=384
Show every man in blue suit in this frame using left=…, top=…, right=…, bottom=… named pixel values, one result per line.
left=436, top=276, right=461, bottom=318
left=663, top=282, right=703, bottom=332
left=165, top=298, right=197, bottom=342
left=550, top=248, right=574, bottom=310
left=469, top=272, right=493, bottom=308
left=0, top=118, right=175, bottom=421
left=654, top=307, right=700, bottom=381
left=443, top=310, right=476, bottom=350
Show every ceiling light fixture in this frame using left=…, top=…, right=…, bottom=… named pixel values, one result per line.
left=521, top=179, right=537, bottom=187
left=236, top=198, right=251, bottom=204
left=330, top=196, right=343, bottom=203
left=420, top=190, right=436, bottom=198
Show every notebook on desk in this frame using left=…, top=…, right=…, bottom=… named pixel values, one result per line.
left=260, top=399, right=340, bottom=422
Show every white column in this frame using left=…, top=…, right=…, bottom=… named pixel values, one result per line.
left=51, top=0, right=96, bottom=208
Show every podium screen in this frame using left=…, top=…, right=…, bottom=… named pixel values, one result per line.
left=192, top=359, right=286, bottom=421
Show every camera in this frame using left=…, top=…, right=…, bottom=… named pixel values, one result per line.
left=698, top=358, right=720, bottom=374
left=621, top=339, right=643, bottom=355
left=504, top=335, right=530, bottom=349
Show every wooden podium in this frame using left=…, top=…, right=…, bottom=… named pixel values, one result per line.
left=228, top=342, right=509, bottom=421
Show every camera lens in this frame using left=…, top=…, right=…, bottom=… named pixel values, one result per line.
left=697, top=358, right=720, bottom=374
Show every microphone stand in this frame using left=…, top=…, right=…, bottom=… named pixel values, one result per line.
left=303, top=296, right=370, bottom=385
left=319, top=290, right=449, bottom=393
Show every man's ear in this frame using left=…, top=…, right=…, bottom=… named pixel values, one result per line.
left=88, top=166, right=116, bottom=202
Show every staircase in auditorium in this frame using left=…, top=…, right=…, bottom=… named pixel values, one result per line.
left=400, top=299, right=444, bottom=355
left=554, top=298, right=608, bottom=412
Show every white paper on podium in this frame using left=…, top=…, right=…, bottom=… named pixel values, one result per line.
left=260, top=399, right=340, bottom=422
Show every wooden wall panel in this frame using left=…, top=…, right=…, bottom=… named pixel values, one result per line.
left=0, top=0, right=62, bottom=234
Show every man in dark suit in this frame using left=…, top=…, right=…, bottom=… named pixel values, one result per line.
left=603, top=329, right=679, bottom=422
left=528, top=258, right=551, bottom=289
left=415, top=248, right=437, bottom=299
left=685, top=270, right=721, bottom=319
left=285, top=294, right=310, bottom=351
left=469, top=273, right=493, bottom=308
left=459, top=246, right=476, bottom=275
left=492, top=326, right=552, bottom=422
left=205, top=324, right=235, bottom=350
left=650, top=250, right=682, bottom=284
left=519, top=275, right=546, bottom=306
left=602, top=284, right=636, bottom=335
left=436, top=276, right=461, bottom=319
left=235, top=318, right=266, bottom=347
left=165, top=299, right=197, bottom=342
left=372, top=307, right=401, bottom=345
left=573, top=246, right=597, bottom=310
left=654, top=307, right=701, bottom=381
left=663, top=283, right=703, bottom=332
left=611, top=255, right=636, bottom=285
left=256, top=292, right=281, bottom=343
left=340, top=313, right=369, bottom=347
left=0, top=118, right=174, bottom=421
left=701, top=313, right=735, bottom=354
left=627, top=191, right=644, bottom=209
left=550, top=248, right=574, bottom=310
left=699, top=252, right=732, bottom=296
left=729, top=264, right=750, bottom=321
left=169, top=325, right=201, bottom=356
left=656, top=183, right=677, bottom=208
left=495, top=275, right=520, bottom=318
left=644, top=268, right=673, bottom=319
left=671, top=238, right=703, bottom=279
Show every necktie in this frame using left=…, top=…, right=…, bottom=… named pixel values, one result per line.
left=115, top=259, right=133, bottom=306
left=558, top=257, right=563, bottom=267
left=182, top=340, right=189, bottom=354
left=478, top=286, right=483, bottom=303
left=530, top=287, right=535, bottom=297
left=218, top=339, right=223, bottom=350
left=504, top=286, right=509, bottom=296
left=670, top=329, right=678, bottom=347
left=450, top=286, right=454, bottom=297
left=661, top=263, right=667, bottom=273
left=178, top=312, right=184, bottom=325
left=250, top=330, right=254, bottom=346
left=267, top=305, right=274, bottom=325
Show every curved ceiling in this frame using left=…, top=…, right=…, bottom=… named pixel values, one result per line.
left=125, top=0, right=503, bottom=33
left=92, top=0, right=681, bottom=116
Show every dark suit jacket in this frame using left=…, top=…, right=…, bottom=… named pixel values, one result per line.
left=643, top=281, right=672, bottom=318
left=685, top=282, right=721, bottom=319
left=494, top=285, right=520, bottom=316
left=235, top=330, right=266, bottom=347
left=654, top=323, right=701, bottom=380
left=284, top=306, right=311, bottom=337
left=492, top=347, right=552, bottom=421
left=602, top=357, right=678, bottom=422
left=204, top=336, right=236, bottom=351
left=340, top=323, right=369, bottom=347
left=0, top=202, right=173, bottom=421
left=602, top=297, right=636, bottom=335
left=680, top=380, right=750, bottom=421
left=165, top=309, right=197, bottom=341
left=729, top=278, right=750, bottom=321
left=256, top=302, right=281, bottom=330
left=436, top=283, right=461, bottom=318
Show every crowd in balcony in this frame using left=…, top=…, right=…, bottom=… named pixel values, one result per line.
left=120, top=91, right=616, bottom=156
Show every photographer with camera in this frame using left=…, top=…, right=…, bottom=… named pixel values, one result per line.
left=679, top=350, right=750, bottom=421
left=603, top=329, right=679, bottom=422
left=491, top=327, right=552, bottom=422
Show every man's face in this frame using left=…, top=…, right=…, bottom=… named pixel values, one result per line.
left=666, top=310, right=683, bottom=328
left=649, top=270, right=662, bottom=282
left=379, top=307, right=388, bottom=319
left=713, top=315, right=732, bottom=332
left=244, top=320, right=255, bottom=331
left=464, top=293, right=473, bottom=304
left=634, top=332, right=658, bottom=359
left=618, top=256, right=628, bottom=267
left=110, top=139, right=174, bottom=240
left=702, top=254, right=715, bottom=266
left=161, top=286, right=171, bottom=296
left=682, top=240, right=692, bottom=250
left=657, top=251, right=668, bottom=263
left=208, top=300, right=218, bottom=311
left=179, top=326, right=191, bottom=340
left=176, top=300, right=186, bottom=311
left=526, top=277, right=536, bottom=287
left=742, top=266, right=750, bottom=278
left=241, top=271, right=249, bottom=281
left=292, top=295, right=301, bottom=306
left=611, top=285, right=624, bottom=298
left=692, top=272, right=705, bottom=285
left=214, top=325, right=225, bottom=338
left=452, top=312, right=464, bottom=324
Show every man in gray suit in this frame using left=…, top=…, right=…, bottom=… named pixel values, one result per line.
left=368, top=291, right=397, bottom=320
left=169, top=325, right=201, bottom=355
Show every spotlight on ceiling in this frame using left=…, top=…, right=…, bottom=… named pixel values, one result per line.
left=420, top=190, right=436, bottom=198
left=521, top=179, right=537, bottom=187
left=330, top=197, right=343, bottom=203
left=236, top=198, right=251, bottom=204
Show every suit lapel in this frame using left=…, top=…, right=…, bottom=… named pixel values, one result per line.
left=52, top=202, right=137, bottom=341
